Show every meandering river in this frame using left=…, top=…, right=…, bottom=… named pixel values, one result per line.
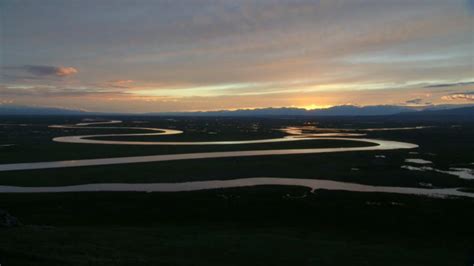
left=1, top=120, right=472, bottom=198
left=0, top=177, right=472, bottom=198
left=0, top=121, right=417, bottom=171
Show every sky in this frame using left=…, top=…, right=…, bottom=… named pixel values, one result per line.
left=1, top=0, right=473, bottom=113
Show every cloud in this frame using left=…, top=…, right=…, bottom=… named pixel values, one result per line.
left=1, top=1, right=474, bottom=112
left=468, top=0, right=474, bottom=14
left=0, top=84, right=119, bottom=97
left=425, top=81, right=474, bottom=88
left=405, top=98, right=423, bottom=105
left=0, top=99, right=14, bottom=105
left=23, top=65, right=78, bottom=77
left=106, top=79, right=134, bottom=88
left=441, top=92, right=474, bottom=101
left=0, top=65, right=79, bottom=83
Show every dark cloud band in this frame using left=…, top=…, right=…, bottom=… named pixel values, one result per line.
left=23, top=65, right=78, bottom=77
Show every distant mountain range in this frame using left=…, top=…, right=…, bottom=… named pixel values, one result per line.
left=149, top=105, right=412, bottom=116
left=395, top=106, right=474, bottom=117
left=0, top=105, right=86, bottom=115
left=147, top=104, right=474, bottom=117
left=1, top=104, right=473, bottom=117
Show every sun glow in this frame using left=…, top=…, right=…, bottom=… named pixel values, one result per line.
left=299, top=104, right=334, bottom=110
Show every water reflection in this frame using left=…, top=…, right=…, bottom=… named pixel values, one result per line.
left=0, top=120, right=419, bottom=171
left=0, top=137, right=417, bottom=172
left=0, top=177, right=472, bottom=198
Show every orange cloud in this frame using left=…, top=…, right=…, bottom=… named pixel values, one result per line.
left=55, top=66, right=78, bottom=76
left=441, top=93, right=474, bottom=101
left=107, top=79, right=134, bottom=88
left=22, top=65, right=78, bottom=77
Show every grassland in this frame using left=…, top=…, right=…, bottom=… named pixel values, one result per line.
left=0, top=115, right=473, bottom=265
left=1, top=188, right=474, bottom=266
